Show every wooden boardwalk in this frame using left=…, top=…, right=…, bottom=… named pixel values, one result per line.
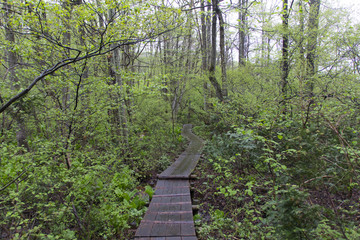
left=135, top=124, right=204, bottom=240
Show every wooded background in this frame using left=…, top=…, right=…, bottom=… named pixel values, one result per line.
left=1, top=0, right=360, bottom=239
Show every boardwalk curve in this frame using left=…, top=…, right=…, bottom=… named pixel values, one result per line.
left=135, top=124, right=204, bottom=240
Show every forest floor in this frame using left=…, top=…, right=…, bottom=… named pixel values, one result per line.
left=191, top=156, right=238, bottom=239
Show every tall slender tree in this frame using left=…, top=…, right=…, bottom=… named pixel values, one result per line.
left=200, top=0, right=208, bottom=72
left=209, top=0, right=224, bottom=102
left=4, top=0, right=28, bottom=149
left=306, top=0, right=321, bottom=96
left=281, top=0, right=290, bottom=103
left=215, top=3, right=228, bottom=98
left=238, top=0, right=248, bottom=66
left=108, top=8, right=129, bottom=146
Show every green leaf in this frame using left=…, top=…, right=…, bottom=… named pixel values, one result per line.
left=246, top=189, right=253, bottom=196
left=145, top=185, right=154, bottom=199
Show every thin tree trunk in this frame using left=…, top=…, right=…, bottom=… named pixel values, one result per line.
left=216, top=6, right=227, bottom=98
left=209, top=0, right=223, bottom=102
left=108, top=8, right=129, bottom=146
left=281, top=0, right=289, bottom=104
left=306, top=0, right=321, bottom=96
left=200, top=0, right=207, bottom=71
left=121, top=45, right=130, bottom=146
left=62, top=0, right=72, bottom=110
left=200, top=0, right=208, bottom=110
left=298, top=0, right=305, bottom=94
left=4, top=0, right=29, bottom=150
left=238, top=0, right=247, bottom=66
left=4, top=0, right=18, bottom=89
left=261, top=28, right=266, bottom=66
left=298, top=0, right=307, bottom=127
left=206, top=3, right=212, bottom=70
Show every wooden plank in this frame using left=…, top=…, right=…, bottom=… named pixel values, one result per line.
left=164, top=223, right=181, bottom=236
left=151, top=222, right=180, bottom=236
left=181, top=237, right=197, bottom=240
left=179, top=211, right=193, bottom=221
left=158, top=175, right=189, bottom=180
left=140, top=237, right=167, bottom=240
left=135, top=237, right=196, bottom=240
left=141, top=220, right=193, bottom=224
left=181, top=208, right=195, bottom=236
left=142, top=211, right=157, bottom=221
left=180, top=223, right=196, bottom=236
left=155, top=186, right=188, bottom=189
left=149, top=202, right=192, bottom=205
left=149, top=203, right=181, bottom=212
left=146, top=211, right=192, bottom=215
left=152, top=193, right=190, bottom=198
left=135, top=222, right=153, bottom=237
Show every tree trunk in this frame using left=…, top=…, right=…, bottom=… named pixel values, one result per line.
left=108, top=46, right=129, bottom=146
left=208, top=0, right=223, bottom=102
left=4, top=0, right=29, bottom=150
left=238, top=0, right=247, bottom=66
left=206, top=3, right=212, bottom=72
left=107, top=8, right=129, bottom=146
left=306, top=0, right=321, bottom=96
left=200, top=0, right=207, bottom=71
left=200, top=0, right=208, bottom=110
left=216, top=6, right=227, bottom=98
left=4, top=0, right=18, bottom=89
left=281, top=0, right=289, bottom=103
left=297, top=0, right=306, bottom=97
left=62, top=0, right=72, bottom=110
left=261, top=28, right=267, bottom=66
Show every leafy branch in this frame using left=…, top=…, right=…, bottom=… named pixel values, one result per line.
left=0, top=28, right=174, bottom=114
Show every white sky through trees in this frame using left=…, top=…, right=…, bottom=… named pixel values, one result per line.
left=328, top=0, right=360, bottom=22
left=220, top=0, right=360, bottom=63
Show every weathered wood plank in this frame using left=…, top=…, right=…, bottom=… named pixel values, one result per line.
left=181, top=237, right=198, bottom=240
left=135, top=222, right=153, bottom=237
left=181, top=223, right=196, bottom=236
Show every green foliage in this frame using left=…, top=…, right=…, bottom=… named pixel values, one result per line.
left=197, top=209, right=233, bottom=239
left=312, top=220, right=360, bottom=240
left=198, top=84, right=360, bottom=239
left=0, top=140, right=148, bottom=239
left=144, top=185, right=154, bottom=200
left=264, top=185, right=322, bottom=239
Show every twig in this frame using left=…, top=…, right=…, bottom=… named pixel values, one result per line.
left=72, top=204, right=85, bottom=232
left=0, top=168, right=28, bottom=192
left=303, top=175, right=333, bottom=185
left=326, top=187, right=349, bottom=240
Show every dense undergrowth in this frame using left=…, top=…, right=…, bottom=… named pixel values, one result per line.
left=0, top=73, right=185, bottom=239
left=1, top=125, right=183, bottom=239
left=192, top=98, right=360, bottom=239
